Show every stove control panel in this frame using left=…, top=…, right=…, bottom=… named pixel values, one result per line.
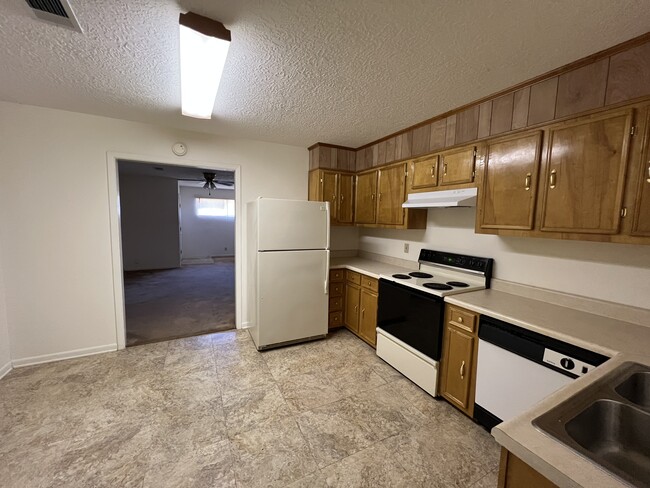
left=543, top=349, right=595, bottom=377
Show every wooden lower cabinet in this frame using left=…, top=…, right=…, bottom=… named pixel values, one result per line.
left=343, top=270, right=378, bottom=347
left=498, top=449, right=558, bottom=488
left=440, top=304, right=479, bottom=416
left=328, top=269, right=344, bottom=329
left=358, top=289, right=378, bottom=346
left=344, top=282, right=361, bottom=333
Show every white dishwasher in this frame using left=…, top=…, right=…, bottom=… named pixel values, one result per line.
left=474, top=315, right=609, bottom=431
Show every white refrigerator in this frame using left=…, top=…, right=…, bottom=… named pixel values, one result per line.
left=247, top=198, right=330, bottom=350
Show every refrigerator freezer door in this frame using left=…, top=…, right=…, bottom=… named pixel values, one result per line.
left=256, top=198, right=329, bottom=251
left=255, top=249, right=329, bottom=348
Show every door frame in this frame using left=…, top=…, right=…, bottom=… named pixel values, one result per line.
left=106, top=151, right=243, bottom=349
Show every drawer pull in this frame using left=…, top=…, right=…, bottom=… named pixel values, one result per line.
left=524, top=172, right=531, bottom=191
left=460, top=361, right=465, bottom=379
left=457, top=316, right=463, bottom=324
left=431, top=166, right=435, bottom=177
left=549, top=169, right=557, bottom=189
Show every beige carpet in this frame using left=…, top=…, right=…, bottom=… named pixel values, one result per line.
left=124, top=258, right=235, bottom=346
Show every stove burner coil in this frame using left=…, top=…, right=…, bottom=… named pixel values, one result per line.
left=409, top=272, right=433, bottom=278
left=423, top=282, right=453, bottom=290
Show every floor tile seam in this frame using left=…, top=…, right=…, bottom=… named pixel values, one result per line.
left=468, top=468, right=498, bottom=487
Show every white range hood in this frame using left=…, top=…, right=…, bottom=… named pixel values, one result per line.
left=402, top=188, right=478, bottom=208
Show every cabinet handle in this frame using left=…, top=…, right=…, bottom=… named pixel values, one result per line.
left=460, top=361, right=465, bottom=379
left=431, top=166, right=435, bottom=178
left=646, top=163, right=650, bottom=183
left=458, top=316, right=463, bottom=323
left=525, top=173, right=531, bottom=191
left=354, top=305, right=358, bottom=313
left=443, top=162, right=448, bottom=175
left=340, top=194, right=344, bottom=202
left=371, top=193, right=375, bottom=200
left=549, top=169, right=557, bottom=189
left=361, top=308, right=365, bottom=318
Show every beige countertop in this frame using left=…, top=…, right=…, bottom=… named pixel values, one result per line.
left=331, top=257, right=650, bottom=487
left=446, top=290, right=650, bottom=488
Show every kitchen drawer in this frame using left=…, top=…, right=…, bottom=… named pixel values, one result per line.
left=330, top=282, right=344, bottom=297
left=346, top=270, right=361, bottom=285
left=330, top=269, right=345, bottom=282
left=447, top=305, right=477, bottom=333
left=329, top=311, right=343, bottom=328
left=361, top=276, right=378, bottom=293
left=329, top=296, right=343, bottom=311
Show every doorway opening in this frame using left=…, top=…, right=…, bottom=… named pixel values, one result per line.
left=117, top=160, right=236, bottom=346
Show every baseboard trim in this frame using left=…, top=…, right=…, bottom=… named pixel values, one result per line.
left=12, top=343, right=117, bottom=368
left=0, top=361, right=12, bottom=380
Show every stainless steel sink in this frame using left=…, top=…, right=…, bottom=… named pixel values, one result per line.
left=534, top=362, right=650, bottom=488
left=616, top=371, right=650, bottom=408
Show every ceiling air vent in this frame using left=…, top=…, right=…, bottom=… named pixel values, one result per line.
left=25, top=0, right=82, bottom=32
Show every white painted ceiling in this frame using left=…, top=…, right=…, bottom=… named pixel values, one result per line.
left=118, top=160, right=235, bottom=186
left=1, top=1, right=649, bottom=147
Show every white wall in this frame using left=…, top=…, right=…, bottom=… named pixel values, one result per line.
left=179, top=186, right=235, bottom=259
left=0, top=240, right=11, bottom=376
left=0, top=101, right=306, bottom=362
left=359, top=209, right=650, bottom=310
left=330, top=226, right=360, bottom=251
left=119, top=173, right=181, bottom=271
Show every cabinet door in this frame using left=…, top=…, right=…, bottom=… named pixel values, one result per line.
left=632, top=109, right=650, bottom=236
left=411, top=155, right=439, bottom=190
left=308, top=170, right=321, bottom=201
left=358, top=290, right=378, bottom=346
left=377, top=163, right=406, bottom=225
left=322, top=172, right=338, bottom=223
left=344, top=283, right=360, bottom=333
left=479, top=132, right=542, bottom=230
left=540, top=110, right=632, bottom=234
left=355, top=172, right=378, bottom=224
left=338, top=174, right=355, bottom=224
left=440, top=146, right=476, bottom=185
left=442, top=327, right=474, bottom=411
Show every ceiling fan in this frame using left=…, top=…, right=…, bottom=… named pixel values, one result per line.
left=201, top=172, right=234, bottom=195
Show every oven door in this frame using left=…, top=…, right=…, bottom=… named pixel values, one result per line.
left=377, top=279, right=445, bottom=361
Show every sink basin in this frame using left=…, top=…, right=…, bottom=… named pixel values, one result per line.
left=616, top=372, right=650, bottom=408
left=565, top=399, right=650, bottom=484
left=534, top=362, right=650, bottom=488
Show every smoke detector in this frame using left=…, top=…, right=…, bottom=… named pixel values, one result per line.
left=24, top=0, right=83, bottom=32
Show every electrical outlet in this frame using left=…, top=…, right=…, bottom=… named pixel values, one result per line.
left=403, top=243, right=409, bottom=253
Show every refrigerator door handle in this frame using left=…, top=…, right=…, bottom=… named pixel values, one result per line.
left=324, top=250, right=330, bottom=294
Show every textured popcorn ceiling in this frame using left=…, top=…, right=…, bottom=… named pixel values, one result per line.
left=1, top=0, right=649, bottom=147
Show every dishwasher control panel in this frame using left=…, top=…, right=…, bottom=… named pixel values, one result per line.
left=542, top=349, right=595, bottom=377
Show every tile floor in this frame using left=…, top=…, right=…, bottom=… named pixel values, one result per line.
left=0, top=329, right=500, bottom=488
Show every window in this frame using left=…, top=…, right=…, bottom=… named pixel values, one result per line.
left=195, top=198, right=235, bottom=218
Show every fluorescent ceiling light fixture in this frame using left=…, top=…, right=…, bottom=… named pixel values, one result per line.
left=179, top=12, right=231, bottom=119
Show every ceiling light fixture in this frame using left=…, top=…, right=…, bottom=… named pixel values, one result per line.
left=179, top=12, right=231, bottom=119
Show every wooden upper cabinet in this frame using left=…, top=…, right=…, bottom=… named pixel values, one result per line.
left=308, top=170, right=320, bottom=202
left=338, top=174, right=355, bottom=224
left=377, top=163, right=407, bottom=225
left=539, top=110, right=633, bottom=234
left=355, top=171, right=378, bottom=224
left=440, top=146, right=476, bottom=186
left=321, top=172, right=338, bottom=222
left=479, top=132, right=543, bottom=230
left=632, top=108, right=650, bottom=236
left=410, top=154, right=439, bottom=190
